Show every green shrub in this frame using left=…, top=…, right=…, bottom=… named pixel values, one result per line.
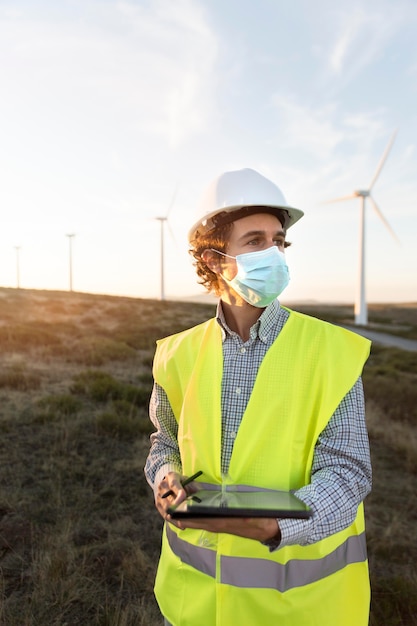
left=138, top=372, right=154, bottom=386
left=95, top=401, right=153, bottom=438
left=142, top=354, right=155, bottom=370
left=0, top=364, right=41, bottom=390
left=70, top=337, right=137, bottom=366
left=113, top=325, right=162, bottom=350
left=364, top=374, right=417, bottom=425
left=33, top=394, right=83, bottom=423
left=71, top=370, right=124, bottom=402
left=70, top=370, right=151, bottom=408
left=366, top=344, right=417, bottom=374
left=363, top=346, right=417, bottom=425
left=0, top=323, right=62, bottom=351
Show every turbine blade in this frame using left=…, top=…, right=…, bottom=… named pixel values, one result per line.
left=322, top=193, right=357, bottom=204
left=368, top=129, right=398, bottom=190
left=369, top=196, right=400, bottom=245
left=166, top=183, right=179, bottom=218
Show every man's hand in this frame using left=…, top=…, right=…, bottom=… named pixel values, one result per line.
left=172, top=515, right=281, bottom=543
left=155, top=471, right=196, bottom=520
left=156, top=474, right=281, bottom=543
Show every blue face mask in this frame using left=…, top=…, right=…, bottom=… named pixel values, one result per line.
left=212, top=245, right=290, bottom=307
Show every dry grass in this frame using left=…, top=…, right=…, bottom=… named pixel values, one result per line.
left=0, top=288, right=214, bottom=626
left=0, top=288, right=416, bottom=625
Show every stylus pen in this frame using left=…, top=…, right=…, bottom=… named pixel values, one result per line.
left=161, top=470, right=203, bottom=499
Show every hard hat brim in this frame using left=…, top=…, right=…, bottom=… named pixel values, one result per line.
left=188, top=203, right=304, bottom=243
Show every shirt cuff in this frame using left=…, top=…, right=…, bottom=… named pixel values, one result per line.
left=278, top=516, right=314, bottom=548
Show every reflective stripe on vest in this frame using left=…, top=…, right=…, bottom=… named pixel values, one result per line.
left=166, top=524, right=367, bottom=592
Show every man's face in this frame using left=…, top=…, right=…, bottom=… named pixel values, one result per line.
left=223, top=212, right=286, bottom=281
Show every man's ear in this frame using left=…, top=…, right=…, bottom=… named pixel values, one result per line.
left=202, top=249, right=222, bottom=274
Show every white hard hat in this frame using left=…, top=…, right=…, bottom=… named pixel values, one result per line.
left=188, top=168, right=304, bottom=242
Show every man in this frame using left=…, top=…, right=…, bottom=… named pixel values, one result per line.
left=145, top=168, right=372, bottom=626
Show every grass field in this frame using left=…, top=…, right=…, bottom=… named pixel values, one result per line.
left=0, top=288, right=416, bottom=625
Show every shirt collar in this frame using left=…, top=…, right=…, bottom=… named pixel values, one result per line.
left=215, top=299, right=281, bottom=344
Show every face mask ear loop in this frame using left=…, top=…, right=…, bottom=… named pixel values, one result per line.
left=210, top=248, right=236, bottom=260
left=208, top=249, right=237, bottom=285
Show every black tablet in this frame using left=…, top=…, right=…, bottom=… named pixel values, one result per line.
left=168, top=488, right=311, bottom=519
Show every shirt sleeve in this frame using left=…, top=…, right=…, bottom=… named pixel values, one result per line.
left=144, top=382, right=183, bottom=497
left=277, top=377, right=372, bottom=548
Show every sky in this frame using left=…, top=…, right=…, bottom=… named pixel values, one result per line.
left=0, top=0, right=416, bottom=304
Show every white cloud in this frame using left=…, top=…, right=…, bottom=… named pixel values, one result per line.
left=326, top=4, right=406, bottom=83
left=112, top=0, right=219, bottom=146
left=270, top=94, right=343, bottom=160
left=329, top=11, right=361, bottom=74
left=0, top=0, right=218, bottom=150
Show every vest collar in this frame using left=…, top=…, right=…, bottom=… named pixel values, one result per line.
left=215, top=299, right=282, bottom=344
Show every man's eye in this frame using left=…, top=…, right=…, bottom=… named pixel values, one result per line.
left=274, top=239, right=285, bottom=247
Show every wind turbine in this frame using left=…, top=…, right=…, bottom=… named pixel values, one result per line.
left=325, top=131, right=399, bottom=326
left=155, top=186, right=178, bottom=301
left=66, top=233, right=76, bottom=292
left=14, top=246, right=21, bottom=289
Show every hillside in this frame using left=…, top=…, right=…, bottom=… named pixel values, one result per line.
left=0, top=288, right=416, bottom=625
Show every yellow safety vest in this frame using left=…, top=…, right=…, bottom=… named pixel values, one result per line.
left=153, top=308, right=371, bottom=626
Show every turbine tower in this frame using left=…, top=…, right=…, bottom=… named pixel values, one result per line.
left=66, top=233, right=76, bottom=292
left=14, top=246, right=21, bottom=289
left=325, top=131, right=399, bottom=326
left=155, top=216, right=168, bottom=301
left=155, top=186, right=178, bottom=301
